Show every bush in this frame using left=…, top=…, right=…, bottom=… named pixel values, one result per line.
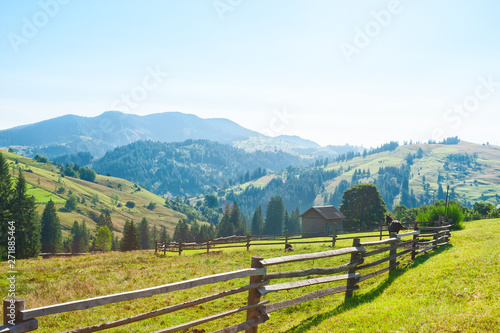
left=417, top=201, right=464, bottom=230
left=125, top=201, right=135, bottom=209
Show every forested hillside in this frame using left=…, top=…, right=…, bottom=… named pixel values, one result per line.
left=92, top=139, right=308, bottom=196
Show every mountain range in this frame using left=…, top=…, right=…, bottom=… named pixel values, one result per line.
left=0, top=111, right=357, bottom=159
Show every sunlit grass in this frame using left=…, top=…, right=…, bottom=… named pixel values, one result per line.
left=1, top=219, right=498, bottom=332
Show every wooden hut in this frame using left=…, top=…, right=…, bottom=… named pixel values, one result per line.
left=300, top=205, right=345, bottom=237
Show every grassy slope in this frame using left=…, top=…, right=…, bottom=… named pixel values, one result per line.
left=1, top=219, right=498, bottom=332
left=1, top=150, right=186, bottom=236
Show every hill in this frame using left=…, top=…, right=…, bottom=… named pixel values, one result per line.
left=227, top=141, right=500, bottom=217
left=91, top=139, right=308, bottom=197
left=1, top=149, right=186, bottom=236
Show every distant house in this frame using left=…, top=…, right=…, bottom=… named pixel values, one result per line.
left=300, top=206, right=345, bottom=237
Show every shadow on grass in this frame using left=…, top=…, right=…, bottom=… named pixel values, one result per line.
left=281, top=244, right=453, bottom=333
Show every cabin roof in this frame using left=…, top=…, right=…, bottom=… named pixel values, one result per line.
left=300, top=205, right=345, bottom=220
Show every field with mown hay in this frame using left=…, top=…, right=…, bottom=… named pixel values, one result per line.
left=1, top=219, right=499, bottom=332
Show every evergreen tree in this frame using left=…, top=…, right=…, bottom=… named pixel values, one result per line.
left=96, top=226, right=112, bottom=251
left=111, top=235, right=120, bottom=251
left=159, top=226, right=170, bottom=244
left=288, top=207, right=301, bottom=234
left=151, top=224, right=158, bottom=246
left=0, top=153, right=13, bottom=259
left=217, top=203, right=234, bottom=237
left=251, top=205, right=264, bottom=235
left=230, top=202, right=247, bottom=236
left=264, top=196, right=285, bottom=235
left=138, top=217, right=151, bottom=249
left=10, top=173, right=41, bottom=258
left=173, top=219, right=190, bottom=242
left=97, top=211, right=113, bottom=231
left=189, top=219, right=201, bottom=241
left=437, top=184, right=445, bottom=201
left=339, top=184, right=387, bottom=230
left=41, top=200, right=63, bottom=253
left=120, top=220, right=140, bottom=251
left=70, top=221, right=89, bottom=253
left=284, top=210, right=290, bottom=232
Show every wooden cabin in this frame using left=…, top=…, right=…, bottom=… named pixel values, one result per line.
left=300, top=205, right=345, bottom=237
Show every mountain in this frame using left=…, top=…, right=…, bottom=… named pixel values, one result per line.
left=0, top=111, right=264, bottom=159
left=92, top=139, right=308, bottom=197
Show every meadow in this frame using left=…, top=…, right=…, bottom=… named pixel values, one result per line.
left=1, top=218, right=499, bottom=332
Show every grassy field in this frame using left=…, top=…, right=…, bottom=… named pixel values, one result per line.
left=1, top=219, right=498, bottom=332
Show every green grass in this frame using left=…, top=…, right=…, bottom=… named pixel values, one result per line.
left=2, top=219, right=499, bottom=332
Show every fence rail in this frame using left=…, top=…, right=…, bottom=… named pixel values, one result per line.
left=1, top=220, right=453, bottom=333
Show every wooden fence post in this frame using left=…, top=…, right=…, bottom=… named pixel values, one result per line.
left=345, top=238, right=361, bottom=300
left=246, top=256, right=264, bottom=333
left=3, top=298, right=24, bottom=326
left=207, top=236, right=210, bottom=254
left=332, top=222, right=337, bottom=247
left=178, top=241, right=182, bottom=256
left=155, top=241, right=157, bottom=254
left=389, top=232, right=398, bottom=272
left=285, top=230, right=288, bottom=245
left=411, top=221, right=418, bottom=260
left=246, top=234, right=251, bottom=252
left=379, top=219, right=384, bottom=240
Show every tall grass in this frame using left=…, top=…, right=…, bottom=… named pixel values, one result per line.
left=417, top=201, right=464, bottom=229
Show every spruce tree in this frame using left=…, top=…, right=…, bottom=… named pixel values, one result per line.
left=70, top=221, right=89, bottom=253
left=217, top=204, right=234, bottom=237
left=120, top=220, right=140, bottom=251
left=264, top=196, right=285, bottom=235
left=173, top=219, right=189, bottom=242
left=159, top=226, right=169, bottom=244
left=0, top=153, right=13, bottom=259
left=138, top=218, right=151, bottom=249
left=97, top=211, right=113, bottom=231
left=288, top=207, right=301, bottom=234
left=251, top=205, right=264, bottom=235
left=10, top=173, right=41, bottom=258
left=41, top=200, right=62, bottom=253
left=151, top=225, right=158, bottom=247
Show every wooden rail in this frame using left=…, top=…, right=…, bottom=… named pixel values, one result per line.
left=2, top=220, right=452, bottom=333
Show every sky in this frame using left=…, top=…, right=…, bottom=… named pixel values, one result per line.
left=1, top=0, right=499, bottom=148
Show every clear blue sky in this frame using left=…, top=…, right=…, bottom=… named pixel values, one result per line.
left=1, top=0, right=499, bottom=147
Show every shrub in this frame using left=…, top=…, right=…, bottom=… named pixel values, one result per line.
left=125, top=201, right=135, bottom=209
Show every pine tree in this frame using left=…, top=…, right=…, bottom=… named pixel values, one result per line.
left=189, top=220, right=201, bottom=241
left=0, top=153, right=13, bottom=259
left=70, top=221, right=89, bottom=253
left=288, top=207, right=301, bottom=234
left=41, top=200, right=62, bottom=253
left=230, top=202, right=247, bottom=236
left=264, top=196, right=285, bottom=235
left=251, top=205, right=264, bottom=235
left=217, top=203, right=234, bottom=237
left=97, top=211, right=113, bottom=231
left=159, top=226, right=170, bottom=244
left=120, top=220, right=140, bottom=251
left=10, top=173, right=41, bottom=258
left=173, top=219, right=189, bottom=242
left=151, top=225, right=158, bottom=246
left=138, top=217, right=151, bottom=249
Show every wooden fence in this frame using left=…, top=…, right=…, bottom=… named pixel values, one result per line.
left=1, top=221, right=452, bottom=333
left=154, top=220, right=444, bottom=255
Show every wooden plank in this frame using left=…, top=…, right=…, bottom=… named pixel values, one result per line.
left=418, top=236, right=447, bottom=245
left=264, top=285, right=359, bottom=313
left=416, top=244, right=438, bottom=254
left=259, top=247, right=366, bottom=267
left=397, top=239, right=418, bottom=248
left=263, top=260, right=364, bottom=280
left=212, top=315, right=269, bottom=333
left=62, top=281, right=269, bottom=333
left=397, top=230, right=420, bottom=238
left=150, top=301, right=269, bottom=333
left=418, top=225, right=452, bottom=231
left=20, top=268, right=266, bottom=321
left=358, top=266, right=392, bottom=282
left=0, top=319, right=38, bottom=333
left=336, top=234, right=389, bottom=241
left=359, top=238, right=396, bottom=246
left=357, top=250, right=402, bottom=270
left=258, top=273, right=360, bottom=295
left=362, top=246, right=392, bottom=258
